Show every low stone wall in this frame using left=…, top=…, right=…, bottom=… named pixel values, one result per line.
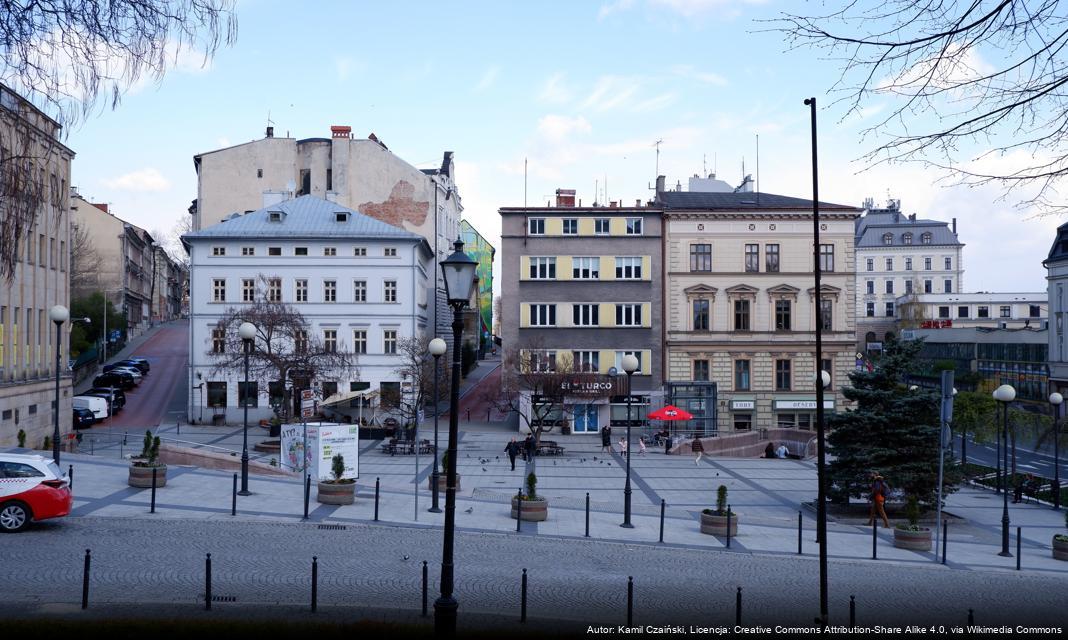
left=158, top=443, right=294, bottom=477
left=671, top=428, right=817, bottom=459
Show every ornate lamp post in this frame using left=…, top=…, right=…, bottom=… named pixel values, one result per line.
left=238, top=321, right=257, bottom=496
left=620, top=354, right=639, bottom=528
left=428, top=337, right=446, bottom=513
left=1050, top=392, right=1063, bottom=510
left=434, top=238, right=477, bottom=636
left=49, top=305, right=69, bottom=464
left=993, top=384, right=1016, bottom=556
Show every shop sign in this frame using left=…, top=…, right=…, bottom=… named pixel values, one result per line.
left=610, top=395, right=648, bottom=404
left=920, top=320, right=953, bottom=329
left=560, top=376, right=619, bottom=397
left=731, top=400, right=755, bottom=410
left=774, top=399, right=835, bottom=410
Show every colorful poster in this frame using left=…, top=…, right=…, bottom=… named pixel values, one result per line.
left=318, top=423, right=360, bottom=480
left=279, top=423, right=319, bottom=477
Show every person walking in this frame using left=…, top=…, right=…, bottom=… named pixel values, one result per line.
left=866, top=472, right=891, bottom=528
left=638, top=437, right=646, bottom=456
left=618, top=437, right=628, bottom=457
left=601, top=426, right=612, bottom=453
left=504, top=437, right=519, bottom=471
left=692, top=435, right=704, bottom=465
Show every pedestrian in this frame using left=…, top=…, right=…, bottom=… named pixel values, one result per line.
left=601, top=426, right=612, bottom=453
left=692, top=435, right=704, bottom=465
left=638, top=437, right=646, bottom=456
left=523, top=433, right=536, bottom=461
left=504, top=437, right=519, bottom=471
left=764, top=442, right=776, bottom=459
left=618, top=437, right=628, bottom=457
left=776, top=443, right=789, bottom=459
left=866, top=472, right=891, bottom=528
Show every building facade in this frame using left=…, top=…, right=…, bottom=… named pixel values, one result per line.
left=500, top=191, right=663, bottom=433
left=894, top=292, right=1047, bottom=330
left=150, top=246, right=186, bottom=323
left=183, top=195, right=432, bottom=424
left=0, top=83, right=75, bottom=447
left=459, top=219, right=495, bottom=356
left=1043, top=223, right=1068, bottom=397
left=855, top=200, right=964, bottom=352
left=659, top=187, right=861, bottom=434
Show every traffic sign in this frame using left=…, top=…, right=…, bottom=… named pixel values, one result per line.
left=301, top=407, right=314, bottom=419
left=300, top=389, right=314, bottom=402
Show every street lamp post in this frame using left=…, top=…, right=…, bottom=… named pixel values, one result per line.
left=1050, top=392, right=1063, bottom=510
left=434, top=238, right=478, bottom=636
left=238, top=322, right=256, bottom=496
left=49, top=305, right=69, bottom=465
left=429, top=337, right=447, bottom=513
left=620, top=354, right=639, bottom=528
left=993, top=384, right=1016, bottom=556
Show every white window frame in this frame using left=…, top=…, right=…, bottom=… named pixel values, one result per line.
left=324, top=329, right=337, bottom=353
left=242, top=279, right=255, bottom=303
left=615, top=257, right=642, bottom=280
left=572, top=304, right=599, bottom=327
left=528, top=350, right=557, bottom=373
left=354, top=247, right=367, bottom=256
left=352, top=329, right=367, bottom=354
left=353, top=280, right=367, bottom=302
left=383, top=329, right=398, bottom=354
left=384, top=280, right=397, bottom=303
left=212, top=247, right=226, bottom=256
left=241, top=246, right=254, bottom=256
left=530, top=304, right=557, bottom=327
left=324, top=247, right=337, bottom=256
left=529, top=257, right=556, bottom=280
left=562, top=218, right=578, bottom=235
left=267, top=278, right=282, bottom=303
left=572, top=257, right=599, bottom=280
left=324, top=280, right=337, bottom=303
left=615, top=304, right=642, bottom=327
left=615, top=351, right=643, bottom=374
left=594, top=218, right=610, bottom=235
left=625, top=218, right=643, bottom=235
left=212, top=279, right=226, bottom=302
left=573, top=350, right=599, bottom=373
left=905, top=257, right=912, bottom=270
left=295, top=279, right=308, bottom=303
left=528, top=218, right=545, bottom=235
left=384, top=247, right=397, bottom=257
left=885, top=257, right=893, bottom=271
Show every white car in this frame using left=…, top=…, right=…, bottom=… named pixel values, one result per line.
left=0, top=453, right=73, bottom=532
left=72, top=395, right=109, bottom=419
left=111, top=366, right=142, bottom=383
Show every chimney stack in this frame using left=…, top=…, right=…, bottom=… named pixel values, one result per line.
left=952, top=217, right=957, bottom=234
left=635, top=199, right=641, bottom=207
left=331, top=125, right=352, bottom=139
left=555, top=189, right=576, bottom=208
left=655, top=175, right=666, bottom=194
left=266, top=126, right=274, bottom=138
left=609, top=201, right=618, bottom=208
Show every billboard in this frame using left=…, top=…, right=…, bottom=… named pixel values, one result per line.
left=279, top=422, right=360, bottom=480
left=460, top=220, right=495, bottom=346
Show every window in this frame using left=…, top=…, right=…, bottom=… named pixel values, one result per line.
left=49, top=238, right=55, bottom=268
left=693, top=360, right=710, bottom=382
left=211, top=328, right=225, bottom=354
left=943, top=279, right=952, bottom=293
left=905, top=280, right=913, bottom=294
left=384, top=330, right=397, bottom=354
left=293, top=330, right=308, bottom=354
left=573, top=304, right=599, bottom=326
left=324, top=247, right=337, bottom=256
left=1000, top=306, right=1011, bottom=318
left=530, top=257, right=557, bottom=279
left=324, top=280, right=337, bottom=303
left=295, top=279, right=308, bottom=302
left=353, top=280, right=366, bottom=302
left=882, top=233, right=893, bottom=245
left=692, top=299, right=709, bottom=330
left=885, top=302, right=895, bottom=317
left=1030, top=305, right=1042, bottom=318
left=354, top=247, right=367, bottom=256
left=903, top=233, right=913, bottom=245
left=944, top=257, right=952, bottom=270
left=380, top=382, right=400, bottom=408
left=775, top=299, right=791, bottom=331
left=321, top=381, right=337, bottom=400
left=335, top=212, right=348, bottom=222
left=615, top=257, right=642, bottom=279
left=625, top=218, right=643, bottom=235
left=924, top=257, right=932, bottom=270
left=885, top=280, right=894, bottom=294
left=60, top=241, right=65, bottom=271
left=885, top=257, right=893, bottom=271
left=269, top=247, right=281, bottom=256
left=775, top=360, right=791, bottom=391
left=690, top=244, right=712, bottom=272
left=242, top=279, right=255, bottom=302
left=978, top=306, right=990, bottom=318
left=572, top=257, right=599, bottom=279
left=268, top=278, right=281, bottom=302
left=745, top=244, right=759, bottom=272
left=866, top=302, right=875, bottom=317
left=324, top=329, right=337, bottom=353
left=733, top=414, right=753, bottom=431
left=384, top=280, right=397, bottom=303
left=820, top=299, right=833, bottom=330
left=865, top=281, right=875, bottom=295
left=616, top=304, right=642, bottom=327
left=924, top=279, right=933, bottom=294
left=242, top=247, right=254, bottom=256
left=734, top=300, right=751, bottom=331
left=766, top=244, right=780, bottom=272
left=958, top=306, right=969, bottom=318
left=819, top=244, right=834, bottom=272
left=938, top=306, right=950, bottom=319
left=207, top=382, right=227, bottom=408
left=866, top=258, right=874, bottom=272
left=573, top=350, right=599, bottom=372
left=384, top=247, right=397, bottom=257
left=562, top=218, right=578, bottom=234
left=595, top=218, right=610, bottom=235
left=615, top=351, right=643, bottom=374
left=353, top=330, right=367, bottom=354
left=212, top=279, right=226, bottom=302
left=905, top=257, right=912, bottom=270
left=734, top=360, right=750, bottom=391
left=528, top=218, right=545, bottom=235
left=295, top=247, right=308, bottom=256
left=529, top=350, right=557, bottom=372
left=922, top=232, right=932, bottom=244
left=238, top=382, right=258, bottom=408
left=530, top=304, right=557, bottom=326
left=268, top=212, right=282, bottom=222
left=212, top=247, right=226, bottom=256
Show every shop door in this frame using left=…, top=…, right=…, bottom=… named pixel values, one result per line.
left=573, top=404, right=599, bottom=433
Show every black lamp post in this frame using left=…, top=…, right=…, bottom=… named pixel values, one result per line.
left=993, top=384, right=1016, bottom=556
left=1051, top=392, right=1063, bottom=510
left=49, top=305, right=69, bottom=464
left=429, top=337, right=446, bottom=513
left=434, top=237, right=477, bottom=636
left=238, top=321, right=257, bottom=496
left=620, top=354, right=639, bottom=528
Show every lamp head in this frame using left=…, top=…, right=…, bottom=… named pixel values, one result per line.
left=428, top=337, right=447, bottom=357
left=238, top=321, right=257, bottom=341
left=814, top=370, right=831, bottom=389
left=1050, top=392, right=1063, bottom=406
left=49, top=305, right=69, bottom=324
left=804, top=97, right=815, bottom=106
left=621, top=354, right=639, bottom=374
left=440, top=236, right=477, bottom=305
left=908, top=385, right=918, bottom=392
left=992, top=384, right=1016, bottom=403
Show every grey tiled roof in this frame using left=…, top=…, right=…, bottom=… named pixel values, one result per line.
left=183, top=195, right=423, bottom=241
left=659, top=191, right=859, bottom=211
left=856, top=223, right=960, bottom=248
left=1046, top=221, right=1068, bottom=263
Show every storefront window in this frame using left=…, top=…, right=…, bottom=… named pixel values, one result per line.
left=733, top=414, right=752, bottom=431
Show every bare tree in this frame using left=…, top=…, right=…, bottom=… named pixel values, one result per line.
left=392, top=335, right=452, bottom=438
left=69, top=220, right=99, bottom=300
left=168, top=213, right=192, bottom=268
left=772, top=1, right=1068, bottom=214
left=207, top=277, right=358, bottom=421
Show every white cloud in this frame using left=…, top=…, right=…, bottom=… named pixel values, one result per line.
left=475, top=65, right=501, bottom=92
left=579, top=75, right=640, bottom=112
left=877, top=44, right=995, bottom=93
left=102, top=168, right=171, bottom=192
left=598, top=0, right=637, bottom=20
left=671, top=64, right=728, bottom=86
left=632, top=93, right=678, bottom=112
left=537, top=115, right=593, bottom=141
left=539, top=73, right=572, bottom=104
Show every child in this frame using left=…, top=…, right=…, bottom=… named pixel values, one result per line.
left=619, top=437, right=628, bottom=457
left=638, top=438, right=647, bottom=456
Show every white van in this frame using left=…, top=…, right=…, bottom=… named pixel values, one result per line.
left=72, top=396, right=109, bottom=420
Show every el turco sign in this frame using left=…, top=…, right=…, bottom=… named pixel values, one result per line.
left=560, top=377, right=620, bottom=397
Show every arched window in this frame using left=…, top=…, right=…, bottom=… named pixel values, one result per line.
left=865, top=331, right=877, bottom=344
left=902, top=233, right=912, bottom=245
left=883, top=232, right=893, bottom=245
left=921, top=232, right=932, bottom=244
left=884, top=331, right=895, bottom=342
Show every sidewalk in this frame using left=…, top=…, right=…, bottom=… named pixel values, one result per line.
left=73, top=321, right=177, bottom=396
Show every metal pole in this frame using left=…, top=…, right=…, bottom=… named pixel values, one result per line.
left=735, top=587, right=742, bottom=625
left=422, top=560, right=429, bottom=617
left=239, top=338, right=251, bottom=495
left=659, top=499, right=665, bottom=543
left=231, top=473, right=237, bottom=516
left=430, top=354, right=441, bottom=513
left=150, top=468, right=157, bottom=513
left=303, top=474, right=310, bottom=520
left=516, top=488, right=523, bottom=532
left=622, top=371, right=634, bottom=528
left=804, top=95, right=829, bottom=626
left=434, top=304, right=464, bottom=635
left=414, top=373, right=420, bottom=522
left=1000, top=399, right=1012, bottom=556
left=872, top=519, right=877, bottom=559
left=311, top=556, right=318, bottom=612
left=69, top=465, right=73, bottom=492
left=1016, top=527, right=1021, bottom=570
left=374, top=477, right=380, bottom=521
left=942, top=519, right=948, bottom=565
left=996, top=402, right=1002, bottom=494
left=53, top=320, right=62, bottom=465
left=798, top=510, right=803, bottom=554
left=585, top=492, right=590, bottom=537
left=81, top=549, right=91, bottom=609
left=520, top=568, right=528, bottom=623
left=205, top=553, right=212, bottom=610
left=936, top=370, right=953, bottom=563
left=1054, top=401, right=1062, bottom=510
left=626, top=576, right=633, bottom=627
left=726, top=506, right=732, bottom=549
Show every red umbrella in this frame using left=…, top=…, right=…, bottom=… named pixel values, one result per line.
left=647, top=405, right=693, bottom=421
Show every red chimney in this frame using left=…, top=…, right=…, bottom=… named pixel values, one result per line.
left=91, top=202, right=109, bottom=213
left=555, top=189, right=576, bottom=208
left=330, top=125, right=351, bottom=139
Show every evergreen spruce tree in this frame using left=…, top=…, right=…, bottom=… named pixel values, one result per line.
left=828, top=337, right=963, bottom=506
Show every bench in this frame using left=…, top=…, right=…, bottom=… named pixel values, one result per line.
left=520, top=440, right=566, bottom=458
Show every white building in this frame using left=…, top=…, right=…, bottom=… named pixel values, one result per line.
left=894, top=292, right=1047, bottom=330
left=1044, top=223, right=1068, bottom=394
left=183, top=195, right=432, bottom=424
left=855, top=200, right=963, bottom=352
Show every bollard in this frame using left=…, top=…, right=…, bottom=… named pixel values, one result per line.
left=311, top=556, right=318, bottom=612
left=374, top=477, right=380, bottom=521
left=849, top=595, right=855, bottom=626
left=231, top=474, right=237, bottom=516
left=81, top=549, right=91, bottom=609
left=627, top=576, right=633, bottom=627
left=150, top=468, right=157, bottom=514
left=466, top=409, right=471, bottom=421
left=422, top=560, right=428, bottom=617
left=516, top=489, right=523, bottom=532
left=521, top=568, right=528, bottom=623
left=90, top=438, right=94, bottom=456
left=659, top=499, right=665, bottom=543
left=177, top=419, right=180, bottom=435
left=968, top=609, right=974, bottom=625
left=1016, top=527, right=1021, bottom=571
left=69, top=465, right=74, bottom=492
left=205, top=553, right=212, bottom=610
left=872, top=519, right=877, bottom=559
left=303, top=475, right=311, bottom=520
left=726, top=505, right=732, bottom=549
left=585, top=492, right=590, bottom=538
left=798, top=511, right=803, bottom=554
left=942, top=519, right=948, bottom=565
left=487, top=408, right=491, bottom=421
left=735, top=587, right=742, bottom=625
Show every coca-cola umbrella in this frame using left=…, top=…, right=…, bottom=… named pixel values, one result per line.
left=647, top=405, right=694, bottom=453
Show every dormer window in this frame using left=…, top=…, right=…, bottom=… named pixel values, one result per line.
left=882, top=232, right=893, bottom=245
left=922, top=232, right=932, bottom=244
left=335, top=212, right=349, bottom=222
left=902, top=233, right=912, bottom=245
left=268, top=211, right=283, bottom=222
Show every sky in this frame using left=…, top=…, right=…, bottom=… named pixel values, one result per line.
left=60, top=0, right=1058, bottom=298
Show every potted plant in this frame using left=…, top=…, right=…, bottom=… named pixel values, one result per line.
left=128, top=430, right=167, bottom=487
left=268, top=416, right=282, bottom=438
left=1053, top=511, right=1068, bottom=561
left=430, top=450, right=461, bottom=492
left=893, top=495, right=932, bottom=551
left=317, top=454, right=355, bottom=505
left=16, top=429, right=25, bottom=448
left=700, top=485, right=737, bottom=536
left=561, top=419, right=571, bottom=436
left=511, top=472, right=549, bottom=521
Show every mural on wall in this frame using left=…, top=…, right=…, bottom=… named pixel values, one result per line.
left=460, top=220, right=495, bottom=350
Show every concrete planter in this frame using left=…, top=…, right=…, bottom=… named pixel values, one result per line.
left=430, top=473, right=461, bottom=492
left=699, top=511, right=737, bottom=536
left=510, top=496, right=549, bottom=521
left=893, top=526, right=932, bottom=551
left=1053, top=536, right=1068, bottom=561
left=128, top=464, right=167, bottom=488
left=317, top=480, right=355, bottom=505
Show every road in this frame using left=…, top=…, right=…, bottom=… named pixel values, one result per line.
left=961, top=435, right=1068, bottom=481
left=100, top=322, right=189, bottom=430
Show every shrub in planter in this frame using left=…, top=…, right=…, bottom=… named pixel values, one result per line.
left=511, top=472, right=548, bottom=521
left=431, top=450, right=461, bottom=491
left=700, top=485, right=738, bottom=536
left=893, top=495, right=932, bottom=551
left=317, top=454, right=355, bottom=505
left=1053, top=511, right=1068, bottom=561
left=16, top=429, right=26, bottom=448
left=128, top=430, right=167, bottom=487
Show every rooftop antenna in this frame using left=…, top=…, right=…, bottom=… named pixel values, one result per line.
left=755, top=134, right=760, bottom=193
left=595, top=179, right=599, bottom=206
left=654, top=138, right=664, bottom=178
left=605, top=173, right=608, bottom=205
left=703, top=153, right=707, bottom=177
left=524, top=157, right=528, bottom=208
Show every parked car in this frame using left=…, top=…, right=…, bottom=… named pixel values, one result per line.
left=72, top=407, right=95, bottom=430
left=86, top=387, right=125, bottom=411
left=110, top=366, right=142, bottom=384
left=94, top=372, right=135, bottom=390
left=72, top=395, right=109, bottom=420
left=108, top=358, right=149, bottom=374
left=0, top=453, right=73, bottom=532
left=126, top=357, right=150, bottom=373
left=79, top=392, right=115, bottom=416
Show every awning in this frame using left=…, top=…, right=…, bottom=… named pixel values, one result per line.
left=647, top=405, right=693, bottom=421
left=321, top=388, right=378, bottom=407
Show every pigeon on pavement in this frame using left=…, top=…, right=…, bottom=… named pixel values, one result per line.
left=464, top=507, right=474, bottom=514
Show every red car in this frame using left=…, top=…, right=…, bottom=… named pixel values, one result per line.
left=0, top=453, right=73, bottom=532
